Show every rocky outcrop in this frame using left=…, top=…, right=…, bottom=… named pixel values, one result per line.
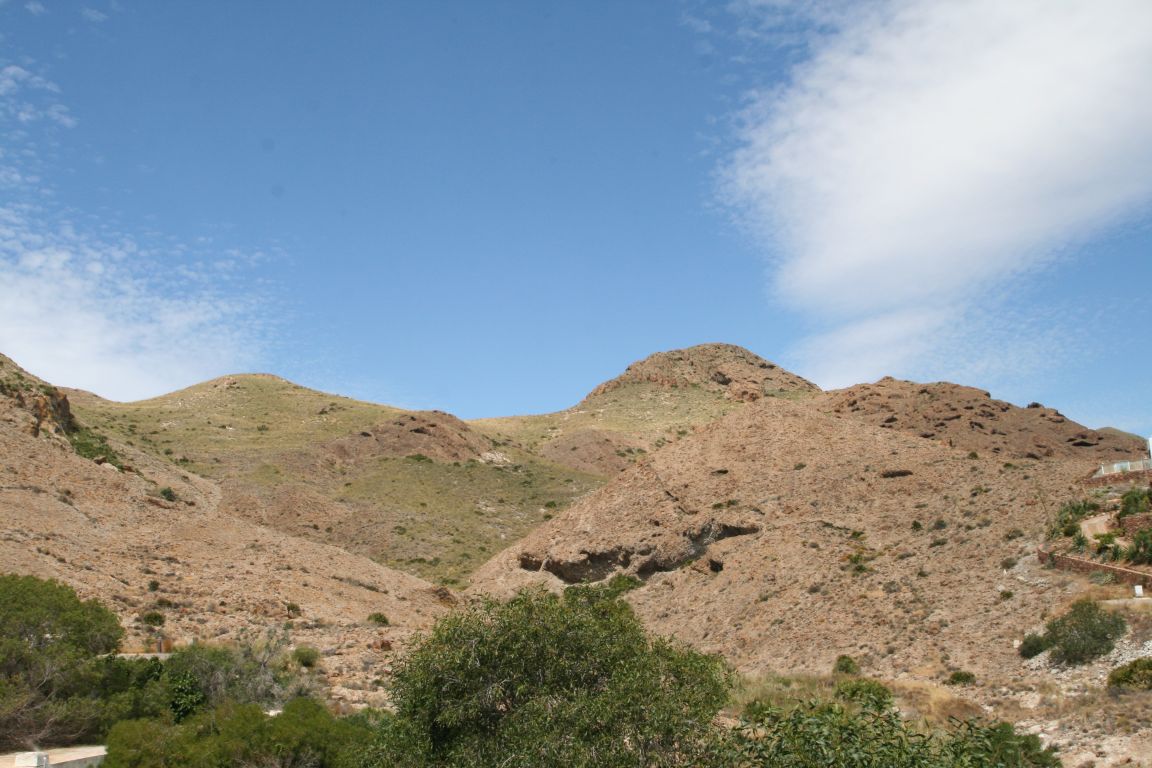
left=585, top=343, right=820, bottom=403
left=817, top=378, right=1144, bottom=460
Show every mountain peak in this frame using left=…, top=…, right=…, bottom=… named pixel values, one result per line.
left=586, top=343, right=819, bottom=403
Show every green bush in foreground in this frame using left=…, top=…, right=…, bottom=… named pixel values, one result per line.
left=0, top=574, right=162, bottom=749
left=105, top=697, right=369, bottom=768
left=360, top=585, right=731, bottom=768
left=734, top=698, right=1060, bottom=768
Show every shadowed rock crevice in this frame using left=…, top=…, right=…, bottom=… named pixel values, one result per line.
left=517, top=519, right=760, bottom=584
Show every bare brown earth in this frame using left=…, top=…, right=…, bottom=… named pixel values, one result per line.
left=470, top=388, right=1151, bottom=764
left=0, top=355, right=447, bottom=708
left=817, top=377, right=1144, bottom=461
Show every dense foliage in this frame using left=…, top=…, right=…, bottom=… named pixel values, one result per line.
left=0, top=574, right=159, bottom=748
left=105, top=697, right=371, bottom=768
left=359, top=585, right=732, bottom=768
left=1017, top=600, right=1126, bottom=665
left=1118, top=488, right=1151, bottom=520
left=733, top=698, right=1060, bottom=768
left=5, top=575, right=1063, bottom=766
left=0, top=574, right=317, bottom=750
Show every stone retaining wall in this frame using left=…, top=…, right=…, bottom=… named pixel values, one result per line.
left=1119, top=514, right=1152, bottom=536
left=1084, top=469, right=1152, bottom=488
left=1037, top=547, right=1152, bottom=586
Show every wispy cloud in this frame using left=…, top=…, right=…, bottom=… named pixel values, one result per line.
left=721, top=0, right=1152, bottom=389
left=0, top=57, right=274, bottom=401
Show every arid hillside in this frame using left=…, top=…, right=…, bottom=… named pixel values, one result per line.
left=817, top=377, right=1144, bottom=460
left=474, top=343, right=818, bottom=476
left=5, top=344, right=1152, bottom=761
left=470, top=396, right=1099, bottom=675
left=66, top=375, right=602, bottom=586
left=0, top=354, right=448, bottom=707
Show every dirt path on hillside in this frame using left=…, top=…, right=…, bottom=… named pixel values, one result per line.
left=1080, top=513, right=1113, bottom=539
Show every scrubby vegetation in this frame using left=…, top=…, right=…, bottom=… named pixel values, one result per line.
left=1107, top=657, right=1152, bottom=690
left=1050, top=500, right=1099, bottom=538
left=1018, top=600, right=1126, bottom=665
left=734, top=698, right=1059, bottom=768
left=5, top=575, right=1060, bottom=766
left=1118, top=487, right=1152, bottom=520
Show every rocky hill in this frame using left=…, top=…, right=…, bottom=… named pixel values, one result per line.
left=66, top=375, right=602, bottom=586
left=817, top=377, right=1144, bottom=461
left=0, top=355, right=448, bottom=707
left=474, top=344, right=817, bottom=477
left=5, top=344, right=1150, bottom=762
left=470, top=397, right=1093, bottom=678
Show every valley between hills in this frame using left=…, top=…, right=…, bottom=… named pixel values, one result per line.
left=2, top=343, right=1151, bottom=764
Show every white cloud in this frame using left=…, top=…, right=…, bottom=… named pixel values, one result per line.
left=722, top=0, right=1152, bottom=386
left=0, top=204, right=271, bottom=401
left=24, top=1, right=45, bottom=15
left=0, top=58, right=272, bottom=401
left=80, top=7, right=107, bottom=22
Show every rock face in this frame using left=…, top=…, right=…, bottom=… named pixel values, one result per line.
left=817, top=378, right=1144, bottom=461
left=585, top=343, right=820, bottom=403
left=470, top=396, right=1096, bottom=682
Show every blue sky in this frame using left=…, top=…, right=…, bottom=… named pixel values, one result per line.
left=1, top=1, right=1150, bottom=438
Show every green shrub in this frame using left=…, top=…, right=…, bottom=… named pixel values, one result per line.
left=0, top=575, right=166, bottom=749
left=946, top=670, right=976, bottom=686
left=834, top=678, right=893, bottom=709
left=1119, top=488, right=1151, bottom=519
left=1107, top=657, right=1152, bottom=690
left=104, top=697, right=369, bottom=768
left=367, top=612, right=390, bottom=626
left=292, top=645, right=320, bottom=669
left=140, top=611, right=165, bottom=627
left=833, top=655, right=859, bottom=675
left=1051, top=500, right=1099, bottom=538
left=1043, top=600, right=1126, bottom=666
left=734, top=699, right=1060, bottom=767
left=360, top=585, right=731, bottom=767
left=1018, top=633, right=1049, bottom=659
left=1125, top=528, right=1152, bottom=565
left=147, top=580, right=160, bottom=592
left=162, top=634, right=311, bottom=723
left=158, top=487, right=177, bottom=502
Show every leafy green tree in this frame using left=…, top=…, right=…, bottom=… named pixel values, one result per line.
left=360, top=585, right=731, bottom=768
left=0, top=574, right=161, bottom=748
